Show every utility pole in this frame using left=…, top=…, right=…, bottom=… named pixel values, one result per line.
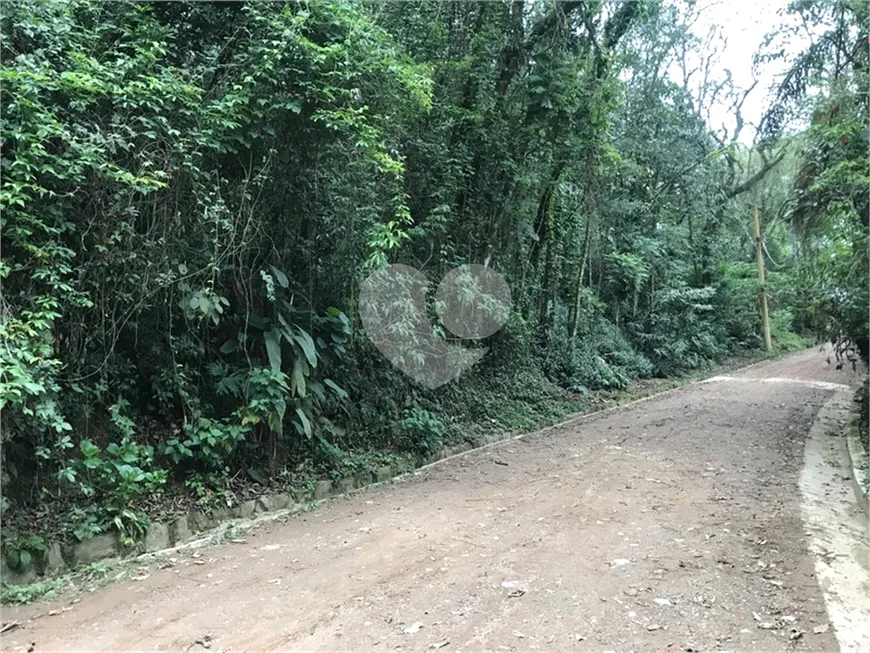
left=754, top=205, right=772, bottom=352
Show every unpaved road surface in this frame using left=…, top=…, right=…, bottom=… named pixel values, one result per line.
left=4, top=350, right=869, bottom=652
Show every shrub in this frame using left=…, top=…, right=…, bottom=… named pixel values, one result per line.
left=632, top=285, right=728, bottom=375
left=394, top=408, right=445, bottom=459
left=769, top=310, right=806, bottom=351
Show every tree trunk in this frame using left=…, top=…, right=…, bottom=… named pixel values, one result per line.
left=570, top=216, right=592, bottom=340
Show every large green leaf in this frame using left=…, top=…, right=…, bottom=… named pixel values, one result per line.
left=246, top=313, right=268, bottom=331
left=324, top=378, right=349, bottom=400
left=269, top=265, right=289, bottom=288
left=291, top=358, right=307, bottom=397
left=264, top=329, right=282, bottom=373
left=292, top=327, right=318, bottom=368
left=295, top=407, right=312, bottom=438
left=277, top=311, right=293, bottom=333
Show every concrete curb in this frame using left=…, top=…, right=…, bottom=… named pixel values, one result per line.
left=799, top=389, right=870, bottom=650
left=843, top=402, right=870, bottom=529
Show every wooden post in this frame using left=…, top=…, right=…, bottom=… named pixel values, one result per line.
left=754, top=205, right=772, bottom=351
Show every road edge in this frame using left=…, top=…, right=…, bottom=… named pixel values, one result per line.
left=413, top=351, right=791, bottom=474
left=799, top=389, right=870, bottom=652
left=843, top=400, right=870, bottom=532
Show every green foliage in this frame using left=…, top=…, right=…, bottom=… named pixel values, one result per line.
left=394, top=408, right=445, bottom=459
left=1, top=575, right=68, bottom=605
left=633, top=286, right=728, bottom=375
left=443, top=365, right=585, bottom=434
left=323, top=450, right=404, bottom=482
left=0, top=318, right=71, bottom=437
left=1, top=0, right=852, bottom=556
left=50, top=400, right=166, bottom=510
left=545, top=312, right=650, bottom=392
left=56, top=433, right=162, bottom=544
left=163, top=417, right=249, bottom=470
left=64, top=437, right=165, bottom=502
left=769, top=310, right=806, bottom=352
left=2, top=531, right=46, bottom=572
left=1, top=0, right=377, bottom=537
left=761, top=0, right=869, bottom=359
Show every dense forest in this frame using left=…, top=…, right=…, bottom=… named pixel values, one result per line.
left=1, top=0, right=867, bottom=568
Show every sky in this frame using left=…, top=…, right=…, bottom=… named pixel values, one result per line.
left=679, top=0, right=808, bottom=144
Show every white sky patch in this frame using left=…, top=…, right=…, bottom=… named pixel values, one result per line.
left=674, top=0, right=809, bottom=144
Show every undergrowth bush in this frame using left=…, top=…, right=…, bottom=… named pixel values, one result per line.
left=631, top=285, right=729, bottom=375
left=394, top=408, right=446, bottom=459
left=545, top=307, right=652, bottom=391
left=769, top=310, right=806, bottom=351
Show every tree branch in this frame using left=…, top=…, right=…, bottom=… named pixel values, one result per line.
left=726, top=149, right=786, bottom=198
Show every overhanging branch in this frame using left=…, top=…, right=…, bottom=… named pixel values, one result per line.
left=726, top=149, right=786, bottom=198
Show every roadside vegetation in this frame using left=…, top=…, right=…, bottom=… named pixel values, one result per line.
left=1, top=0, right=866, bottom=579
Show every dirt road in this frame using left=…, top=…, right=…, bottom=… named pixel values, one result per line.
left=4, top=349, right=869, bottom=652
